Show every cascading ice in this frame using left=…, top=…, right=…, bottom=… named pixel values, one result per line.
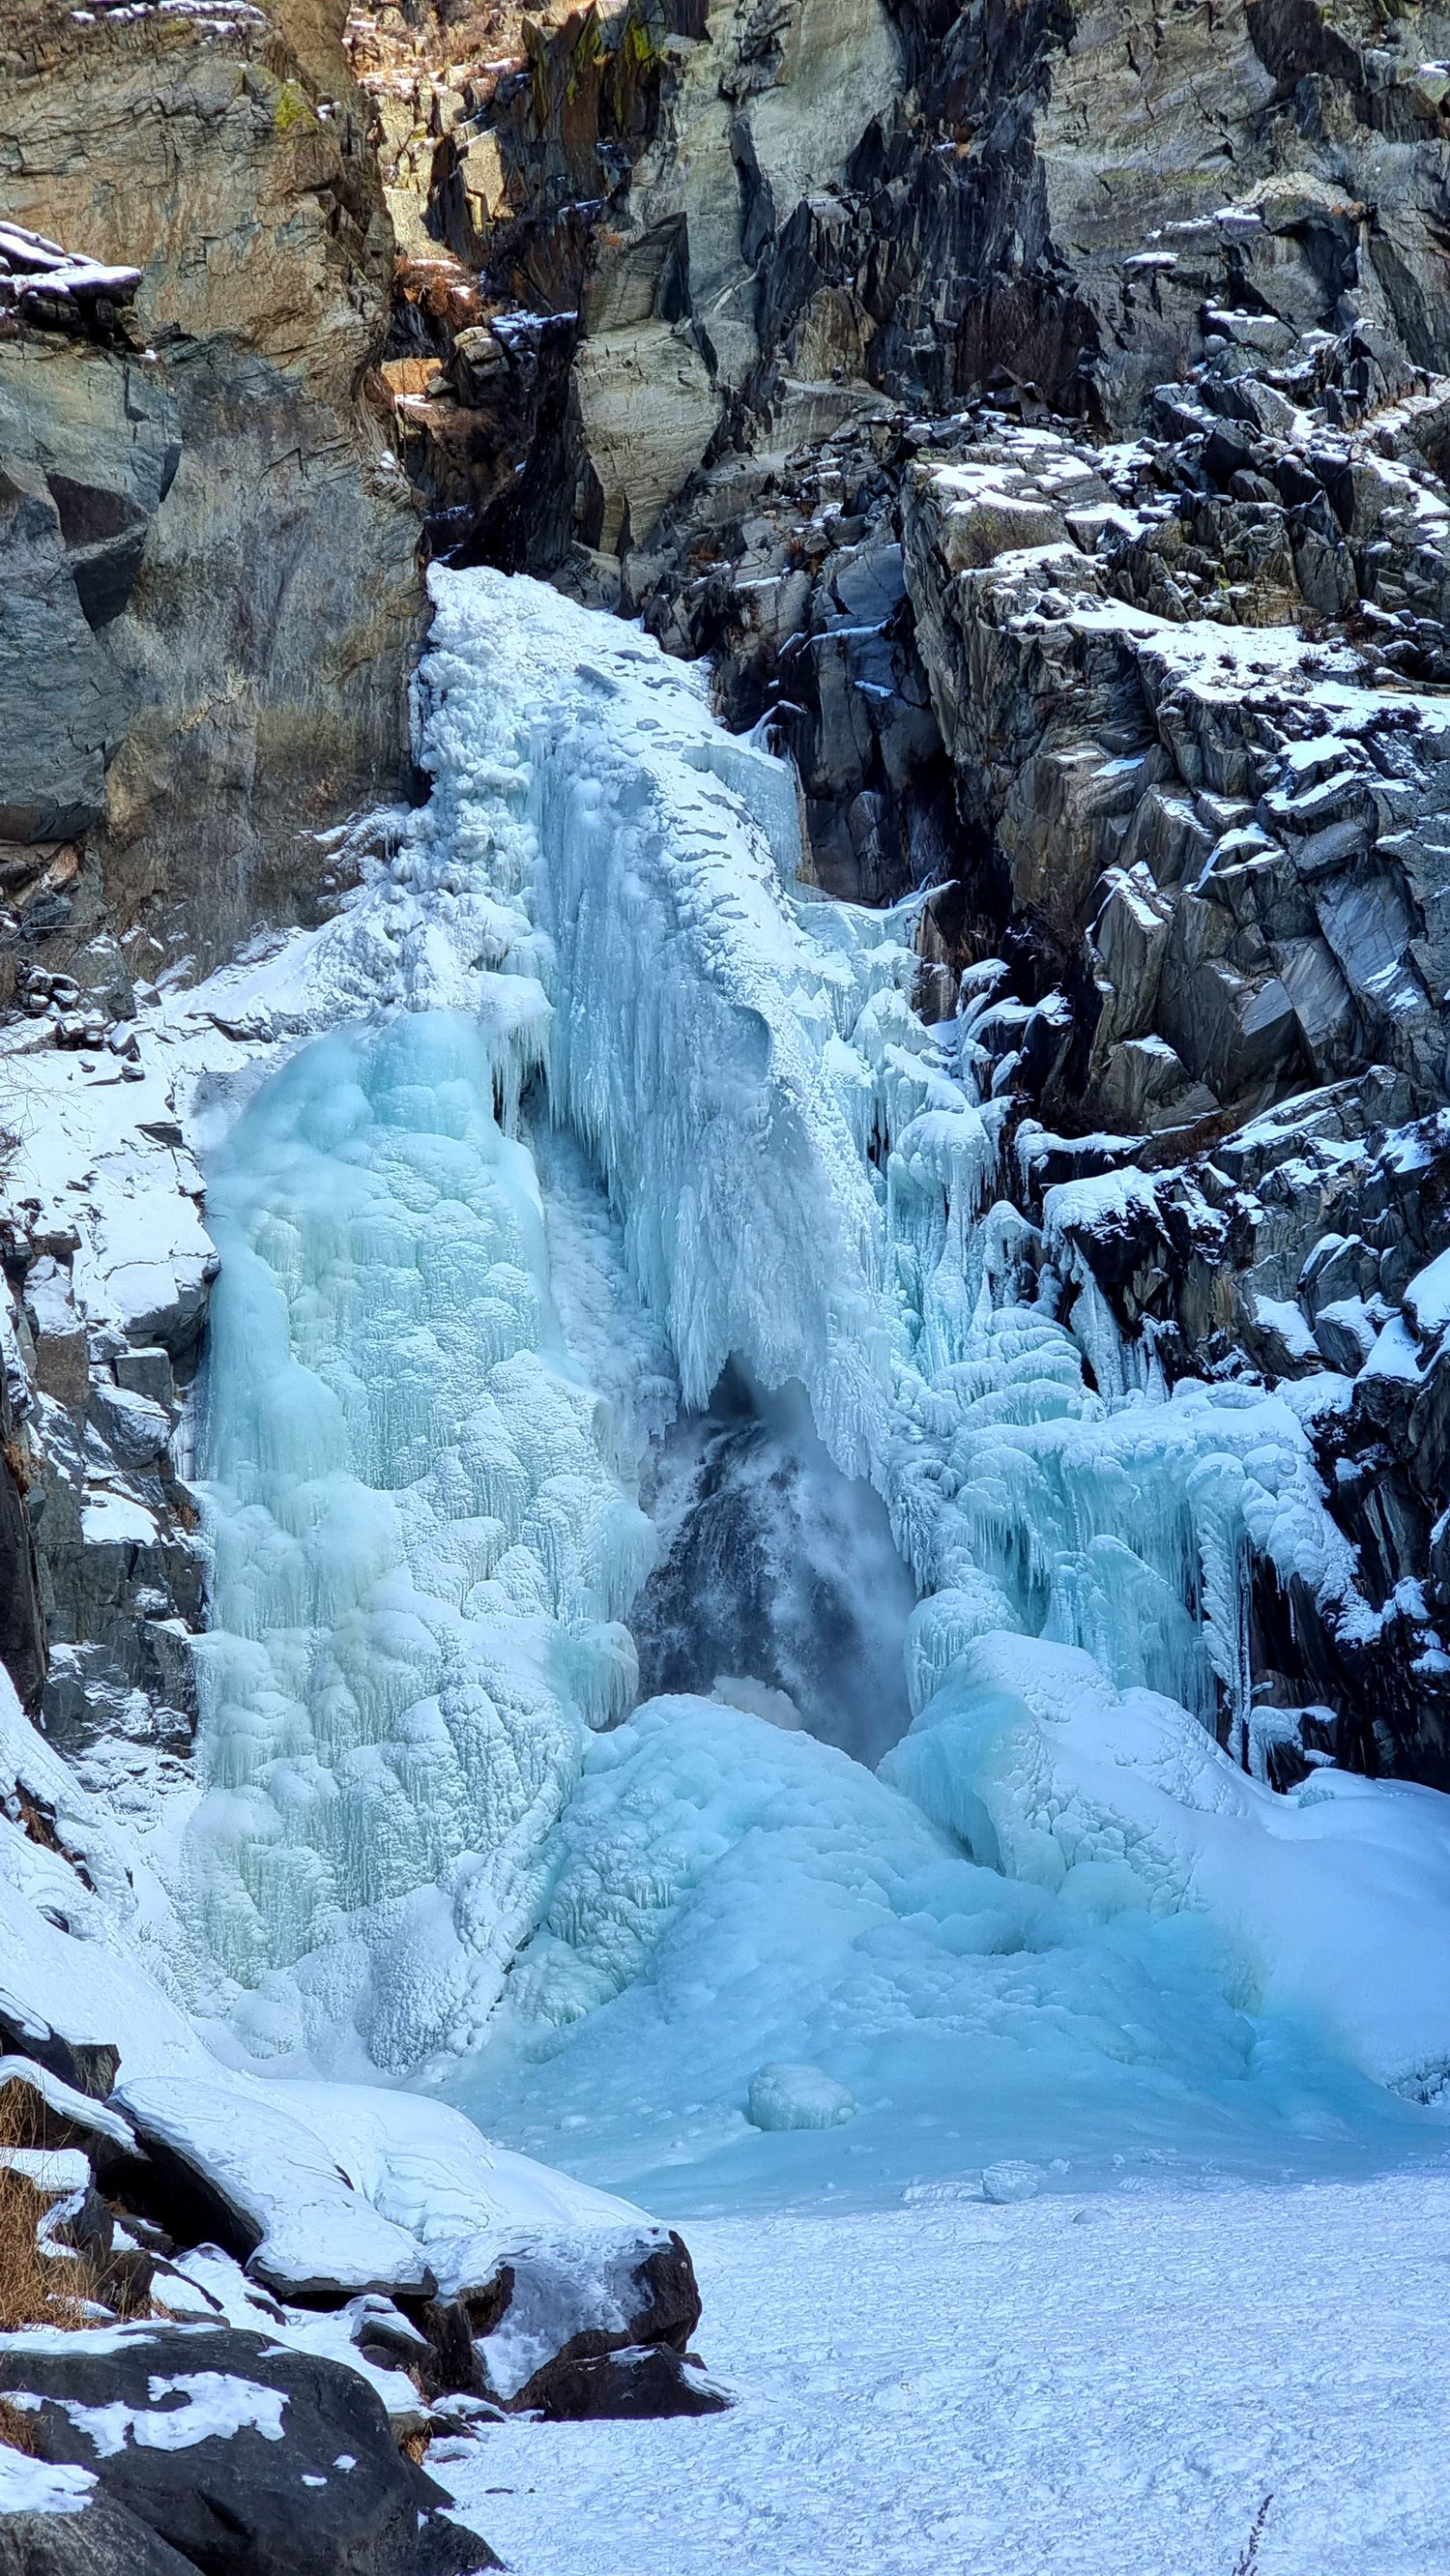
left=176, top=1010, right=655, bottom=2070
left=416, top=571, right=1354, bottom=1729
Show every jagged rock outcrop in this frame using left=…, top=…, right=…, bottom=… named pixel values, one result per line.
left=892, top=378, right=1450, bottom=1779
left=354, top=0, right=1450, bottom=570
left=0, top=0, right=424, bottom=981
left=0, top=1098, right=216, bottom=1770
left=350, top=0, right=911, bottom=562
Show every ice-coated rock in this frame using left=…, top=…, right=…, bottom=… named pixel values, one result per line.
left=746, top=2064, right=856, bottom=2133
left=980, top=2160, right=1047, bottom=2206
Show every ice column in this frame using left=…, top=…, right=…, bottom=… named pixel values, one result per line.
left=180, top=1010, right=653, bottom=2070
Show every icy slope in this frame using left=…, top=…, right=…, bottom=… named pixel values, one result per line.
left=0, top=1662, right=645, bottom=2305
left=453, top=1685, right=1435, bottom=2210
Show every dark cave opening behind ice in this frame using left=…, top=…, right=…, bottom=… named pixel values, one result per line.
left=634, top=1364, right=917, bottom=1771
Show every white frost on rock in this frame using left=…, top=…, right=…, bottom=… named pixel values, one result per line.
left=6, top=2372, right=289, bottom=2459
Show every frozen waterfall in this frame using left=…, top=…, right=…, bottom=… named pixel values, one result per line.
left=173, top=570, right=1450, bottom=2201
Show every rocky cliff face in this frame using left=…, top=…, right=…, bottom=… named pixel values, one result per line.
left=335, top=0, right=1450, bottom=1784
left=0, top=0, right=429, bottom=1762
left=356, top=0, right=1450, bottom=554
left=1, top=0, right=423, bottom=983
left=4, top=0, right=1450, bottom=1788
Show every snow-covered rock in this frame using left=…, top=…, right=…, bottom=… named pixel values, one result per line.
left=0, top=2326, right=499, bottom=2576
left=110, top=2076, right=436, bottom=2303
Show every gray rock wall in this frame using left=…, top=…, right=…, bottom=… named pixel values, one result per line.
left=0, top=0, right=424, bottom=982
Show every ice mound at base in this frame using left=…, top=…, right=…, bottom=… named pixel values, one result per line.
left=450, top=1678, right=1449, bottom=2207
left=884, top=1632, right=1450, bottom=2093
left=171, top=1010, right=657, bottom=2071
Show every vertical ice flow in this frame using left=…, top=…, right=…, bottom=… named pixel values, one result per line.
left=184, top=1011, right=654, bottom=2068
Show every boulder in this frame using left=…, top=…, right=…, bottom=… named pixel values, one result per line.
left=0, top=2058, right=136, bottom=2167
left=0, top=2479, right=197, bottom=2576
left=470, top=2225, right=725, bottom=2416
left=0, top=2327, right=499, bottom=2576
left=0, top=2009, right=117, bottom=2107
left=111, top=2077, right=437, bottom=2304
left=87, top=1387, right=169, bottom=1472
left=530, top=2343, right=729, bottom=2421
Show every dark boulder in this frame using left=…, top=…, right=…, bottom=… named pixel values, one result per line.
left=0, top=2487, right=197, bottom=2576
left=0, top=2327, right=499, bottom=2576
left=531, top=2343, right=730, bottom=2422
left=467, top=2225, right=729, bottom=2418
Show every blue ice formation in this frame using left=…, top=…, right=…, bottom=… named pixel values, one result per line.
left=176, top=571, right=1450, bottom=2202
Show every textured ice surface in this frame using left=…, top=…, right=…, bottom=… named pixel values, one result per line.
left=433, top=2177, right=1450, bottom=2576
left=0, top=1656, right=649, bottom=2339
left=746, top=2065, right=857, bottom=2132
left=177, top=1010, right=655, bottom=2069
left=450, top=1683, right=1441, bottom=2210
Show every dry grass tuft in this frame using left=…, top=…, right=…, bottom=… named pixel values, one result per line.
left=1231, top=2495, right=1274, bottom=2576
left=0, top=2168, right=93, bottom=2334
left=0, top=2078, right=96, bottom=2333
left=0, top=2394, right=38, bottom=2455
left=0, top=2077, right=159, bottom=2332
left=0, top=2082, right=39, bottom=2150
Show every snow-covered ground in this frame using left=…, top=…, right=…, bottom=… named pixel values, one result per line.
left=439, top=2170, right=1450, bottom=2576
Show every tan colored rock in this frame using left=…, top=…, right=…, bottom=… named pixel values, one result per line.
left=0, top=0, right=422, bottom=969
left=344, top=0, right=906, bottom=559
left=575, top=324, right=718, bottom=550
